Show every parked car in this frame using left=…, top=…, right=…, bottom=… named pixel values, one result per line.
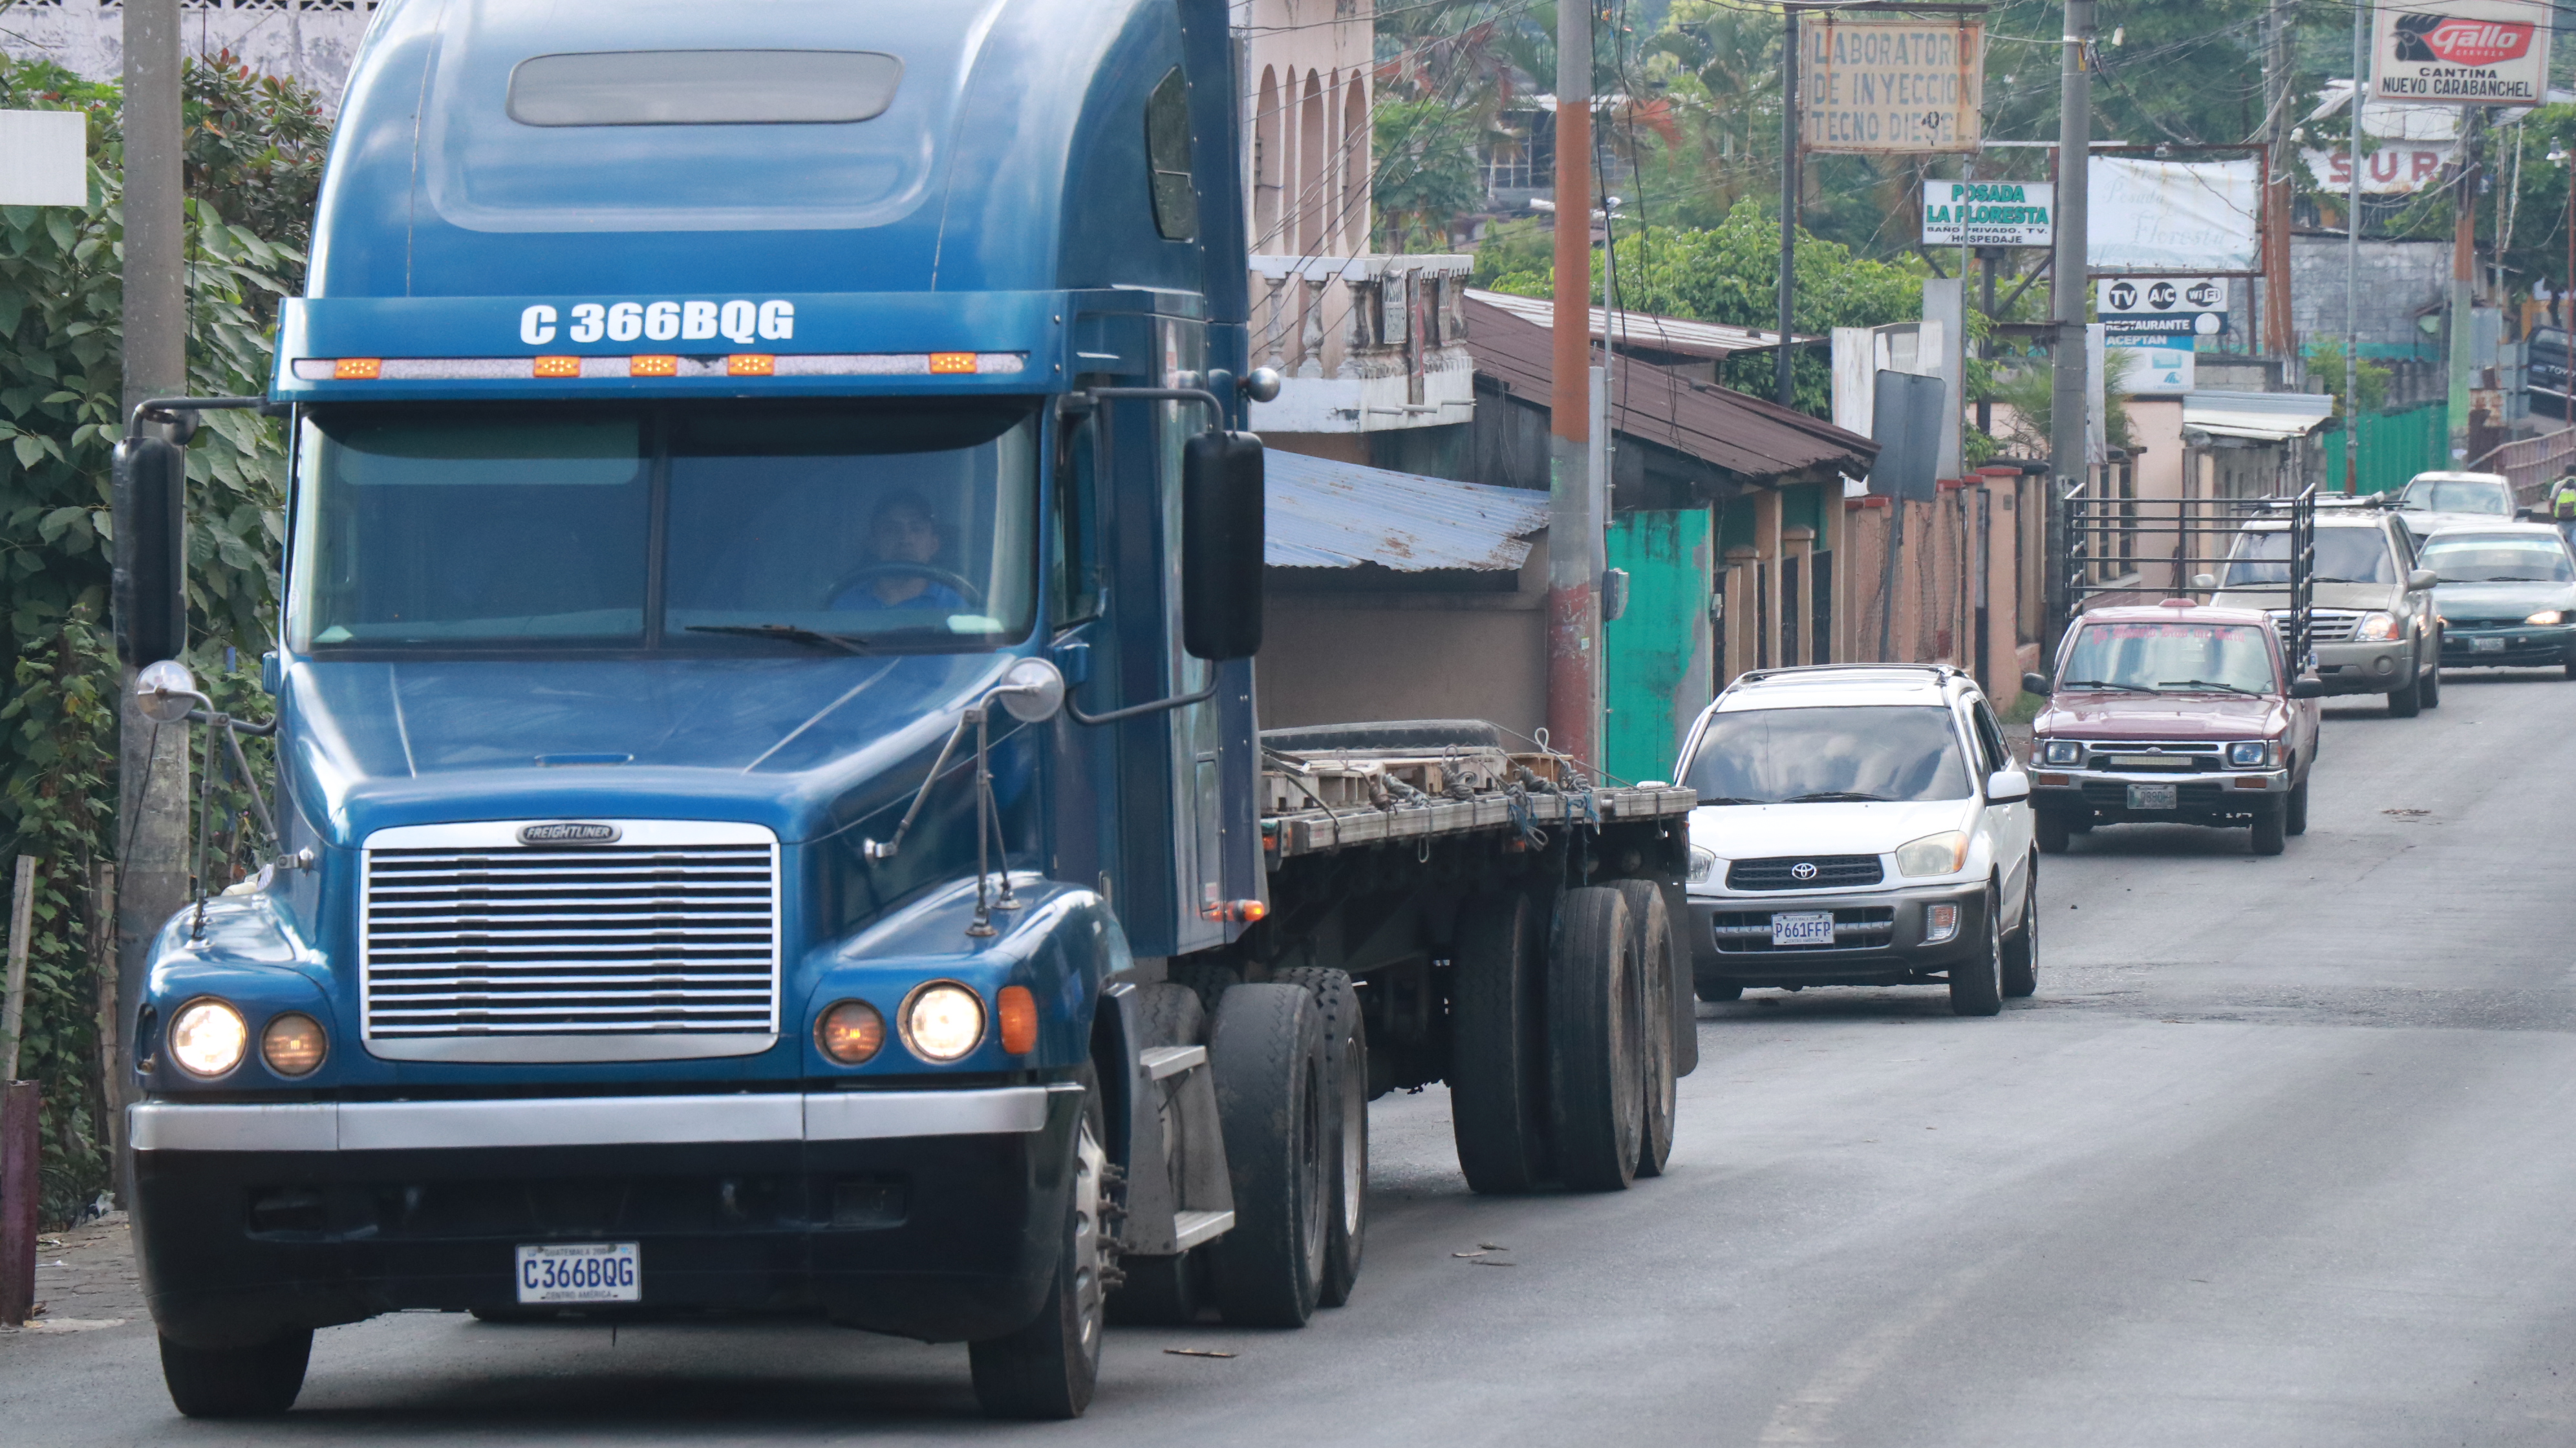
left=2212, top=504, right=2441, bottom=715
left=2394, top=470, right=2523, bottom=544
left=2024, top=601, right=2322, bottom=856
left=2422, top=522, right=2576, bottom=678
left=1676, top=664, right=2035, bottom=1017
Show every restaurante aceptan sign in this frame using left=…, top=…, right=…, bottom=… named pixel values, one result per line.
left=2370, top=0, right=2551, bottom=105
left=1799, top=15, right=1984, bottom=154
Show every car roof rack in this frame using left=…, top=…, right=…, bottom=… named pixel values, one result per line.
left=1724, top=662, right=1970, bottom=691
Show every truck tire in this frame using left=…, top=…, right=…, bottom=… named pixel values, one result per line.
left=1272, top=966, right=1366, bottom=1307
left=1259, top=719, right=1504, bottom=754
left=2420, top=657, right=2442, bottom=708
left=1208, top=983, right=1330, bottom=1328
left=971, top=1072, right=1108, bottom=1419
left=158, top=1329, right=312, bottom=1418
left=2387, top=671, right=2421, bottom=717
left=2284, top=778, right=2310, bottom=836
left=1449, top=891, right=1549, bottom=1193
left=2035, top=809, right=2072, bottom=855
left=2000, top=857, right=2039, bottom=999
left=1547, top=887, right=1643, bottom=1192
left=1693, top=974, right=1743, bottom=1004
left=2250, top=804, right=2287, bottom=855
left=1104, top=985, right=1206, bottom=1328
left=1948, top=884, right=2004, bottom=1017
left=1609, top=880, right=1678, bottom=1179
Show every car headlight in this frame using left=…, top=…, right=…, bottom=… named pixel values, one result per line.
left=1688, top=846, right=1717, bottom=883
left=2039, top=739, right=2081, bottom=766
left=260, top=1012, right=327, bottom=1076
left=1894, top=831, right=1970, bottom=878
left=815, top=999, right=886, bottom=1064
left=2226, top=740, right=2270, bottom=767
left=2530, top=610, right=2566, bottom=626
left=902, top=983, right=986, bottom=1063
left=2354, top=611, right=2400, bottom=641
left=169, top=998, right=248, bottom=1078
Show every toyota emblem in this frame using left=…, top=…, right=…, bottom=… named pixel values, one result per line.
left=1790, top=861, right=1819, bottom=881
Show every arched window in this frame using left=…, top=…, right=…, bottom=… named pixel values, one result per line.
left=1296, top=70, right=1325, bottom=256
left=1253, top=66, right=1281, bottom=248
left=1340, top=77, right=1369, bottom=251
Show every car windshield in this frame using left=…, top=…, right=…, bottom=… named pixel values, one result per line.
left=288, top=400, right=1038, bottom=652
left=1684, top=705, right=1971, bottom=806
left=2400, top=478, right=2513, bottom=515
left=2223, top=527, right=2396, bottom=587
left=2058, top=621, right=2279, bottom=695
left=2418, top=533, right=2576, bottom=583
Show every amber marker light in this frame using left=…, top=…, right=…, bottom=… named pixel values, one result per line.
left=929, top=352, right=977, bottom=374
left=997, top=985, right=1038, bottom=1056
left=261, top=1012, right=327, bottom=1076
left=332, top=358, right=381, bottom=379
left=531, top=356, right=582, bottom=378
left=816, top=1000, right=886, bottom=1065
left=727, top=354, right=776, bottom=376
left=630, top=355, right=680, bottom=377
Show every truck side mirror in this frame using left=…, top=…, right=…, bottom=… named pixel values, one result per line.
left=1181, top=430, right=1263, bottom=661
left=2021, top=671, right=2051, bottom=697
left=2408, top=568, right=2438, bottom=591
left=112, top=436, right=188, bottom=665
left=2288, top=675, right=2326, bottom=699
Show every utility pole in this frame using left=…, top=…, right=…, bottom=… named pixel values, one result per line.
left=116, top=0, right=191, bottom=1166
left=1777, top=6, right=1801, bottom=408
left=2449, top=107, right=2484, bottom=460
left=2046, top=0, right=2093, bottom=654
left=1547, top=0, right=1599, bottom=767
left=2345, top=0, right=2365, bottom=492
left=2263, top=0, right=2297, bottom=363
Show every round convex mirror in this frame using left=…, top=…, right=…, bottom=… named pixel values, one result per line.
left=134, top=659, right=202, bottom=724
left=994, top=657, right=1065, bottom=723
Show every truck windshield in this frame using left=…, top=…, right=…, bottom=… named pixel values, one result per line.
left=2059, top=621, right=2277, bottom=695
left=2399, top=478, right=2513, bottom=515
left=2418, top=533, right=2576, bottom=582
left=288, top=399, right=1037, bottom=652
left=2223, top=527, right=2396, bottom=587
left=1684, top=706, right=1970, bottom=805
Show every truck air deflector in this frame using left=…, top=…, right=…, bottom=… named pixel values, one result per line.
left=506, top=50, right=905, bottom=128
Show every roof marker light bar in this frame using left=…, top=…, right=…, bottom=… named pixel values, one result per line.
left=291, top=353, right=1029, bottom=383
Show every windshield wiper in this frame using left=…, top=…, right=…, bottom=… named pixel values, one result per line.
left=2158, top=678, right=2259, bottom=696
left=1696, top=796, right=1764, bottom=805
left=2311, top=576, right=2368, bottom=584
left=685, top=623, right=876, bottom=655
left=1782, top=791, right=1893, bottom=803
left=2057, top=678, right=2154, bottom=694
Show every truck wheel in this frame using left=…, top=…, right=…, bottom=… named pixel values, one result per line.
left=1208, top=983, right=1329, bottom=1328
left=2387, top=672, right=2421, bottom=718
left=2068, top=811, right=2094, bottom=834
left=2000, top=859, right=2039, bottom=999
left=2420, top=659, right=2442, bottom=708
left=2284, top=779, right=2310, bottom=836
left=158, top=1328, right=312, bottom=1418
left=1272, top=966, right=1366, bottom=1307
left=1692, top=974, right=1743, bottom=1004
left=1948, top=885, right=2004, bottom=1017
left=1104, top=985, right=1205, bottom=1328
left=2250, top=804, right=2287, bottom=855
left=970, top=1074, right=1108, bottom=1420
left=1450, top=891, right=1549, bottom=1193
left=1547, top=887, right=1643, bottom=1192
left=2035, top=809, right=2072, bottom=855
left=2562, top=645, right=2576, bottom=679
left=1609, top=880, right=1678, bottom=1179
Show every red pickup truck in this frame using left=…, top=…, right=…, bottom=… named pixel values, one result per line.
left=2021, top=600, right=2324, bottom=857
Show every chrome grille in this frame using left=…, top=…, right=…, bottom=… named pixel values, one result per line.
left=2273, top=608, right=2360, bottom=644
left=1711, top=906, right=1896, bottom=953
left=361, top=822, right=780, bottom=1047
left=1725, top=855, right=1884, bottom=891
left=2079, top=741, right=2222, bottom=772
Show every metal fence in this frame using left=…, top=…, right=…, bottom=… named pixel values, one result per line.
left=2319, top=403, right=2447, bottom=496
left=2471, top=424, right=2576, bottom=509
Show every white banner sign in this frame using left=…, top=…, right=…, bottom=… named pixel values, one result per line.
left=2302, top=144, right=2456, bottom=195
left=2099, top=276, right=2231, bottom=340
left=1799, top=16, right=1984, bottom=154
left=2370, top=0, right=2551, bottom=105
left=2088, top=157, right=2261, bottom=275
left=1922, top=181, right=2052, bottom=246
left=2109, top=339, right=2196, bottom=397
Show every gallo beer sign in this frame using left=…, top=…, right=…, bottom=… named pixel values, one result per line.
left=2371, top=0, right=2550, bottom=104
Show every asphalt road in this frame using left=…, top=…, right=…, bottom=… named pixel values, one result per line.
left=8, top=667, right=2576, bottom=1445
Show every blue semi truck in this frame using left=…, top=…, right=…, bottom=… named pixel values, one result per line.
left=109, top=0, right=1697, bottom=1420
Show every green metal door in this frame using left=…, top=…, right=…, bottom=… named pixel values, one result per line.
left=1605, top=509, right=1714, bottom=785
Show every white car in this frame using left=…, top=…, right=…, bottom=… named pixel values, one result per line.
left=1675, top=664, right=2037, bottom=1016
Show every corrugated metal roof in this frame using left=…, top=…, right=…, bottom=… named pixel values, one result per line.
left=1266, top=449, right=1547, bottom=572
left=1464, top=288, right=1815, bottom=359
left=2183, top=388, right=2334, bottom=443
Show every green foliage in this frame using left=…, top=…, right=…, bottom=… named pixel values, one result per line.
left=1373, top=99, right=1490, bottom=253
left=2305, top=341, right=2392, bottom=418
left=0, top=50, right=310, bottom=1222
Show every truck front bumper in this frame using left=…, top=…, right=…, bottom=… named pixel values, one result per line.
left=2310, top=639, right=2414, bottom=694
left=2028, top=768, right=2286, bottom=825
left=2440, top=623, right=2576, bottom=668
left=131, top=1085, right=1082, bottom=1349
left=1684, top=882, right=1988, bottom=989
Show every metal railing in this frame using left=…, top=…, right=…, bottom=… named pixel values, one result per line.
left=2063, top=485, right=2317, bottom=668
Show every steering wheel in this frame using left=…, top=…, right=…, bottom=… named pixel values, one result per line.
left=827, top=562, right=985, bottom=610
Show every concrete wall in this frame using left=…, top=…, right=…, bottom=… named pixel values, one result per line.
left=1255, top=547, right=1549, bottom=741
left=2290, top=236, right=2451, bottom=357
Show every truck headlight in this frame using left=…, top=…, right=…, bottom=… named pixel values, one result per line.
left=2530, top=610, right=2566, bottom=626
left=2226, top=740, right=2270, bottom=767
left=816, top=999, right=886, bottom=1064
left=2354, top=612, right=2399, bottom=641
left=1894, top=831, right=1970, bottom=878
left=903, top=983, right=986, bottom=1063
left=1688, top=847, right=1717, bottom=883
left=260, top=1012, right=327, bottom=1076
left=2040, top=739, right=2081, bottom=766
left=169, top=998, right=248, bottom=1078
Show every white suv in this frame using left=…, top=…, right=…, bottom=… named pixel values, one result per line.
left=1676, top=665, right=2037, bottom=1016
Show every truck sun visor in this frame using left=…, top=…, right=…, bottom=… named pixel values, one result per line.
left=507, top=50, right=904, bottom=127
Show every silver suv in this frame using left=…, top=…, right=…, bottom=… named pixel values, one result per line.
left=2213, top=506, right=2441, bottom=716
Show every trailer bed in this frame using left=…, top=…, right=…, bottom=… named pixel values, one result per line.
left=1258, top=740, right=1696, bottom=862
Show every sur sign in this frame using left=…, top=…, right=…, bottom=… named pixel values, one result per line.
left=2370, top=0, right=2551, bottom=105
left=2098, top=277, right=2231, bottom=341
left=1799, top=16, right=1984, bottom=155
left=1922, top=182, right=2052, bottom=247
